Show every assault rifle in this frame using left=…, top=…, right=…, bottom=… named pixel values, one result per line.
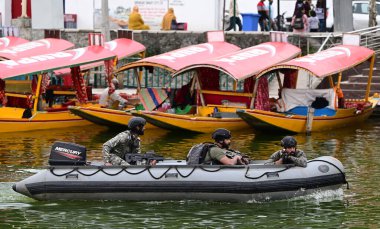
left=125, top=152, right=164, bottom=165
left=225, top=150, right=250, bottom=165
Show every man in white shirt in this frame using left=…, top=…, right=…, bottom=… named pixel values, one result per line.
left=99, top=78, right=128, bottom=109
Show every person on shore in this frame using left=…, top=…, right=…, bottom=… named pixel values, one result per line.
left=99, top=78, right=128, bottom=109
left=225, top=0, right=242, bottom=31
left=103, top=117, right=147, bottom=166
left=266, top=136, right=307, bottom=167
left=257, top=0, right=270, bottom=31
left=128, top=5, right=150, bottom=30
left=308, top=10, right=319, bottom=32
left=291, top=8, right=309, bottom=33
left=315, top=0, right=326, bottom=32
left=202, top=128, right=249, bottom=165
left=304, top=0, right=313, bottom=17
left=293, top=0, right=305, bottom=16
left=161, top=8, right=177, bottom=30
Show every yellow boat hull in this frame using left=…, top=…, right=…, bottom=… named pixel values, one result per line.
left=132, top=110, right=250, bottom=133
left=0, top=107, right=91, bottom=133
left=68, top=106, right=156, bottom=129
left=237, top=106, right=375, bottom=133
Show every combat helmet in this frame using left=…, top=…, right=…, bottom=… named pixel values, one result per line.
left=281, top=136, right=297, bottom=148
left=212, top=128, right=231, bottom=141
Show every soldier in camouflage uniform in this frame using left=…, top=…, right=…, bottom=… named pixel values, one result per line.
left=103, top=117, right=146, bottom=166
left=266, top=136, right=307, bottom=167
left=203, top=128, right=248, bottom=165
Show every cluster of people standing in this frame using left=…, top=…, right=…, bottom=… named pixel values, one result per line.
left=255, top=0, right=327, bottom=33
left=291, top=0, right=328, bottom=33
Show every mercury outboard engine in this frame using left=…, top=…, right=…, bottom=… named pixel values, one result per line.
left=48, top=141, right=87, bottom=166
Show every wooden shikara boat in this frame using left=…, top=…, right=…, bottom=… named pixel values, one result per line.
left=132, top=41, right=301, bottom=133
left=236, top=44, right=378, bottom=134
left=69, top=31, right=241, bottom=129
left=0, top=45, right=117, bottom=133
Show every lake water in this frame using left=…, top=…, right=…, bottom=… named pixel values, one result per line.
left=1, top=120, right=380, bottom=228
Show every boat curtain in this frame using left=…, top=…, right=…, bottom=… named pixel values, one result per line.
left=197, top=68, right=220, bottom=90
left=71, top=66, right=88, bottom=104
left=0, top=79, right=5, bottom=106
left=104, top=59, right=115, bottom=87
left=243, top=77, right=255, bottom=93
left=40, top=74, right=50, bottom=94
left=254, top=77, right=270, bottom=111
left=282, top=69, right=298, bottom=89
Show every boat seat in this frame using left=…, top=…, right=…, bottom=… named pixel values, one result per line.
left=213, top=112, right=240, bottom=118
left=287, top=106, right=336, bottom=116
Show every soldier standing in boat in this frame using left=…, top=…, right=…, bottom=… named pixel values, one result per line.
left=202, top=128, right=249, bottom=165
left=267, top=136, right=307, bottom=167
left=103, top=117, right=146, bottom=166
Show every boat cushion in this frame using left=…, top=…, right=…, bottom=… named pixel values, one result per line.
left=288, top=106, right=337, bottom=116
left=281, top=88, right=337, bottom=111
left=138, top=88, right=168, bottom=111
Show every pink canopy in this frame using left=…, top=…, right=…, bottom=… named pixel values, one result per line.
left=105, top=38, right=145, bottom=59
left=54, top=38, right=146, bottom=74
left=0, top=46, right=116, bottom=79
left=262, top=45, right=375, bottom=78
left=0, top=38, right=74, bottom=60
left=173, top=42, right=301, bottom=81
left=117, top=41, right=241, bottom=73
left=0, top=36, right=29, bottom=50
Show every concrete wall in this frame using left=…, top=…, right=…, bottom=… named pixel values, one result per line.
left=13, top=25, right=341, bottom=57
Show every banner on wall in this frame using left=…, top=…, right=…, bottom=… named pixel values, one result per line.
left=94, top=0, right=168, bottom=30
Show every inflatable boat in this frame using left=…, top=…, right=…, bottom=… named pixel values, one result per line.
left=13, top=142, right=347, bottom=202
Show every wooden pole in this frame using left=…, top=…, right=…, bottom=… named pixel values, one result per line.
left=365, top=55, right=376, bottom=101
left=33, top=74, right=43, bottom=113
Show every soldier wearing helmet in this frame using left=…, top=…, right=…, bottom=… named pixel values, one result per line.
left=103, top=117, right=147, bottom=165
left=203, top=128, right=249, bottom=165
left=266, top=136, right=307, bottom=167
left=99, top=78, right=129, bottom=109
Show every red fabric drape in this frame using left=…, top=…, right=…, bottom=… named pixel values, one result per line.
left=243, top=77, right=255, bottom=93
left=40, top=73, right=50, bottom=94
left=104, top=59, right=115, bottom=88
left=32, top=75, right=37, bottom=93
left=254, top=77, right=270, bottom=111
left=197, top=68, right=220, bottom=90
left=283, top=70, right=298, bottom=89
left=71, top=66, right=87, bottom=104
left=0, top=79, right=5, bottom=106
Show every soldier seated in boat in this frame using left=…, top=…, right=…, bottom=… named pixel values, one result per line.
left=103, top=117, right=154, bottom=166
left=202, top=128, right=249, bottom=165
left=266, top=136, right=307, bottom=167
left=99, top=78, right=129, bottom=109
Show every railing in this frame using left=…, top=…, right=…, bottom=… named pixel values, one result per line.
left=0, top=26, right=19, bottom=37
left=347, top=26, right=380, bottom=54
left=286, top=25, right=380, bottom=55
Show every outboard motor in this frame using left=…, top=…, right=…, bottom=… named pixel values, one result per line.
left=48, top=141, right=87, bottom=166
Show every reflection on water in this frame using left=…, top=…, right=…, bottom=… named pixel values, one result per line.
left=1, top=119, right=380, bottom=227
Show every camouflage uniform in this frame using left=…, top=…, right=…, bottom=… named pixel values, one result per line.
left=203, top=147, right=238, bottom=165
left=267, top=149, right=307, bottom=167
left=103, top=130, right=141, bottom=166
